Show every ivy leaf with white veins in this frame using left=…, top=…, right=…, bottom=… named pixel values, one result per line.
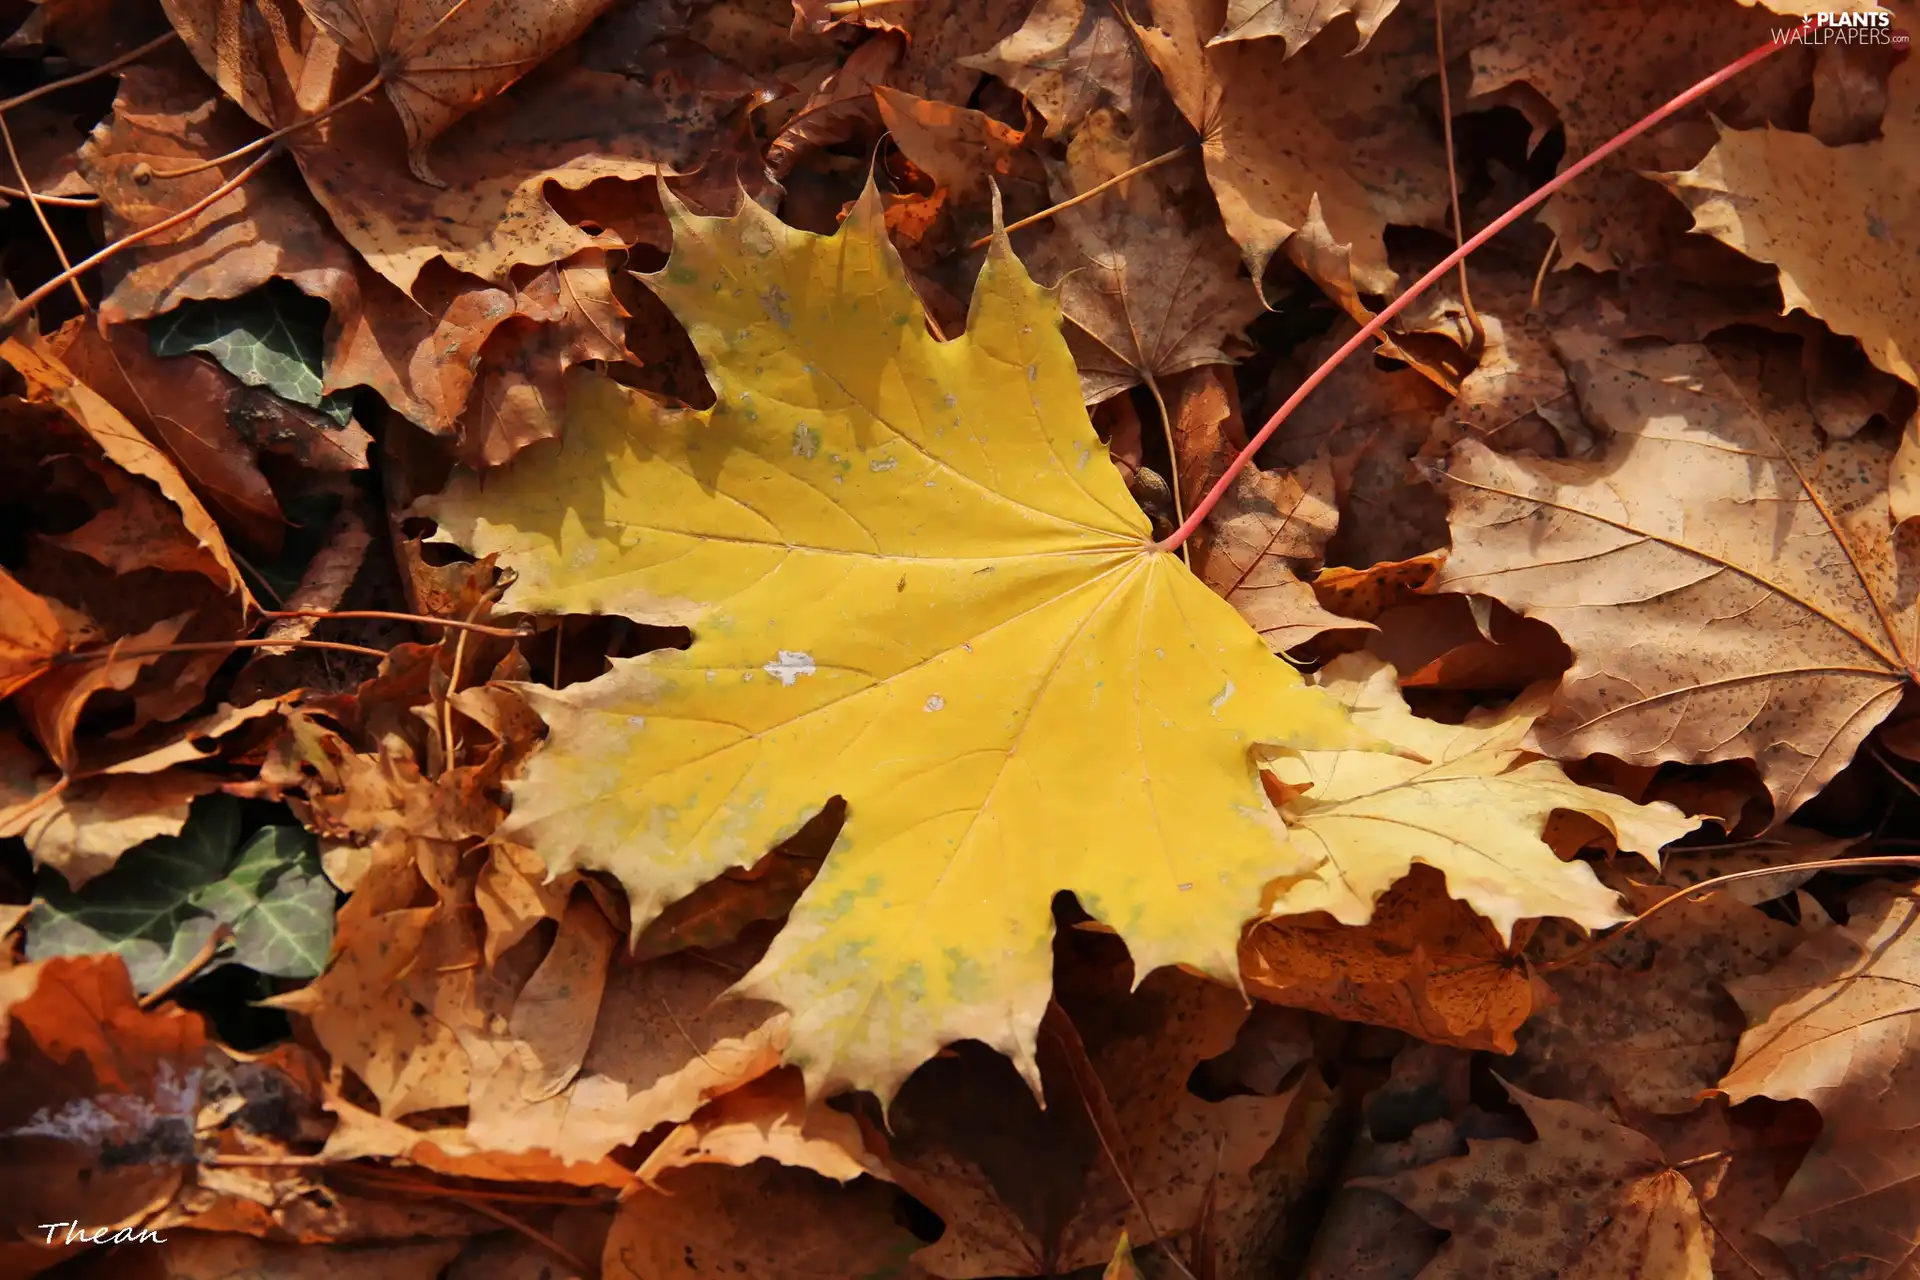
left=420, top=185, right=1381, bottom=1104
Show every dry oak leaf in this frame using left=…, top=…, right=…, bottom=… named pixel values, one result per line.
left=1716, top=882, right=1920, bottom=1279
left=297, top=0, right=619, bottom=182
left=1434, top=330, right=1920, bottom=821
left=1266, top=653, right=1700, bottom=937
left=1210, top=0, right=1399, bottom=51
left=1365, top=1084, right=1713, bottom=1279
left=636, top=1067, right=880, bottom=1185
left=1137, top=0, right=1449, bottom=295
left=1657, top=58, right=1920, bottom=522
left=421, top=185, right=1374, bottom=1105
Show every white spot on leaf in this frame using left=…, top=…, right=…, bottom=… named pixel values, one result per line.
left=764, top=651, right=816, bottom=686
left=925, top=695, right=945, bottom=712
left=1211, top=680, right=1236, bottom=712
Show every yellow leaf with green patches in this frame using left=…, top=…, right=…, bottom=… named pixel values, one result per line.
left=420, top=186, right=1374, bottom=1103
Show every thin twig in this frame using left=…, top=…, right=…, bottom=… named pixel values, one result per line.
left=1541, top=855, right=1920, bottom=973
left=55, top=636, right=391, bottom=664
left=439, top=589, right=499, bottom=773
left=1, top=114, right=86, bottom=310
left=1432, top=0, right=1482, bottom=354
left=444, top=1193, right=589, bottom=1275
left=151, top=74, right=386, bottom=179
left=1870, top=742, right=1920, bottom=800
left=262, top=608, right=530, bottom=638
left=200, top=1152, right=332, bottom=1167
left=0, top=184, right=99, bottom=207
left=824, top=0, right=921, bottom=14
left=1, top=146, right=279, bottom=333
left=1528, top=236, right=1558, bottom=312
left=1159, top=20, right=1816, bottom=550
left=0, top=31, right=181, bottom=115
left=139, top=924, right=234, bottom=1009
left=1141, top=371, right=1190, bottom=566
left=968, top=143, right=1196, bottom=251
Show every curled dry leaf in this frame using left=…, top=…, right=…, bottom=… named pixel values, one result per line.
left=0, top=567, right=66, bottom=699
left=296, top=0, right=621, bottom=182
left=1242, top=865, right=1543, bottom=1054
left=960, top=0, right=1154, bottom=139
left=1023, top=144, right=1261, bottom=408
left=1718, top=882, right=1920, bottom=1279
left=1434, top=329, right=1920, bottom=822
left=1365, top=1084, right=1713, bottom=1279
left=1210, top=0, right=1401, bottom=51
left=1137, top=0, right=1449, bottom=296
left=1265, top=653, right=1700, bottom=937
left=1657, top=58, right=1920, bottom=521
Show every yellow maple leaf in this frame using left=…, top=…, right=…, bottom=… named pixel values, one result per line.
left=1266, top=654, right=1702, bottom=938
left=422, top=187, right=1374, bottom=1102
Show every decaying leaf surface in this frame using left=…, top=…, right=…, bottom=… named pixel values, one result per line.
left=1512, top=881, right=1803, bottom=1115
left=604, top=1161, right=931, bottom=1280
left=1139, top=0, right=1448, bottom=295
left=1707, top=883, right=1920, bottom=1277
left=1211, top=0, right=1400, bottom=51
left=297, top=0, right=620, bottom=181
left=1266, top=654, right=1699, bottom=937
left=1243, top=865, right=1543, bottom=1053
left=0, top=568, right=66, bottom=699
left=1367, top=1084, right=1713, bottom=1279
left=423, top=186, right=1372, bottom=1102
left=1435, top=330, right=1920, bottom=821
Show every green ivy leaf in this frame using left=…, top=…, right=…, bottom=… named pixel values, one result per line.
left=27, top=796, right=336, bottom=992
left=149, top=281, right=354, bottom=424
left=198, top=826, right=335, bottom=979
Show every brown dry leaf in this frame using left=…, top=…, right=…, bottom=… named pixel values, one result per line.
left=873, top=949, right=1308, bottom=1277
left=292, top=55, right=762, bottom=295
left=764, top=33, right=901, bottom=183
left=55, top=323, right=284, bottom=555
left=637, top=1067, right=879, bottom=1184
left=961, top=0, right=1153, bottom=139
left=0, top=567, right=66, bottom=700
left=78, top=60, right=358, bottom=326
left=1138, top=0, right=1448, bottom=297
left=326, top=263, right=518, bottom=436
left=1657, top=59, right=1920, bottom=523
left=1210, top=0, right=1400, bottom=51
left=1024, top=142, right=1260, bottom=407
left=876, top=86, right=1029, bottom=203
left=604, top=1162, right=931, bottom=1280
left=458, top=249, right=630, bottom=466
left=1462, top=0, right=1810, bottom=274
left=68, top=1234, right=466, bottom=1279
left=1193, top=454, right=1360, bottom=653
left=1262, top=324, right=1456, bottom=567
left=474, top=840, right=576, bottom=967
left=1365, top=1084, right=1712, bottom=1278
left=885, top=0, right=1035, bottom=105
left=1362, top=593, right=1571, bottom=693
left=0, top=954, right=208, bottom=1273
left=1715, top=882, right=1920, bottom=1277
left=1434, top=328, right=1919, bottom=822
left=296, top=0, right=619, bottom=182
left=1243, top=866, right=1543, bottom=1053
left=46, top=459, right=234, bottom=586
left=1, top=332, right=246, bottom=599
left=1311, top=551, right=1444, bottom=620
left=1512, top=881, right=1803, bottom=1116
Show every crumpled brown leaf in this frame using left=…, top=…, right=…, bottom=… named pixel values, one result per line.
left=1435, top=328, right=1915, bottom=821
